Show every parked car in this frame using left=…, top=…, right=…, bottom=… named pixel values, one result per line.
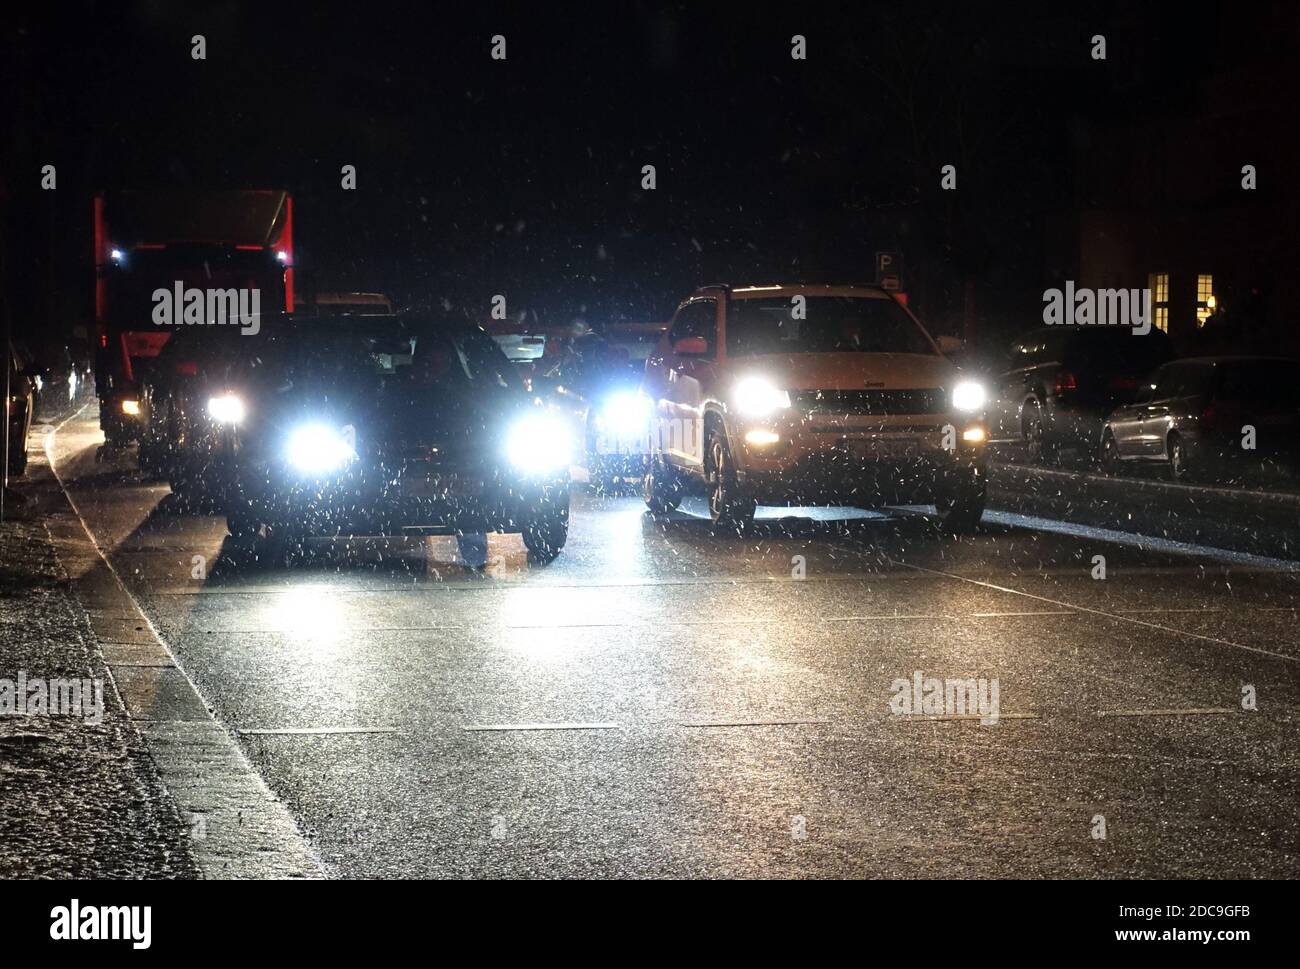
left=988, top=325, right=1174, bottom=462
left=1100, top=356, right=1300, bottom=481
left=4, top=342, right=38, bottom=477
left=642, top=284, right=990, bottom=532
left=221, top=314, right=572, bottom=559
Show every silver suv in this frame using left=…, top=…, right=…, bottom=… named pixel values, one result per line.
left=642, top=284, right=990, bottom=532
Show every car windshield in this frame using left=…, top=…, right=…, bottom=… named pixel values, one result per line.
left=240, top=320, right=519, bottom=393
left=726, top=295, right=935, bottom=357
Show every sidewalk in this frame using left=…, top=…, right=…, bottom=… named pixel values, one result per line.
left=0, top=443, right=200, bottom=878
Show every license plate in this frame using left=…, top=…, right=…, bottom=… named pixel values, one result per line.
left=400, top=475, right=482, bottom=498
left=850, top=437, right=920, bottom=460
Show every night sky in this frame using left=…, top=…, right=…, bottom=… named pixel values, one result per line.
left=4, top=1, right=1296, bottom=346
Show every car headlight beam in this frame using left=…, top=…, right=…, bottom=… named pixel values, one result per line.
left=506, top=413, right=572, bottom=473
left=285, top=423, right=356, bottom=475
left=733, top=377, right=791, bottom=418
left=952, top=380, right=987, bottom=413
left=599, top=391, right=651, bottom=437
left=207, top=394, right=246, bottom=425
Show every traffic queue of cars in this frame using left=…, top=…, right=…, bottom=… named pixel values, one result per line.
left=104, top=283, right=1298, bottom=563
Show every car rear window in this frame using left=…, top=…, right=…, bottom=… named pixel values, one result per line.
left=1218, top=360, right=1300, bottom=406
left=1064, top=328, right=1173, bottom=374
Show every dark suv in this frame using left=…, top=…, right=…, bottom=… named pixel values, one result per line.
left=221, top=314, right=572, bottom=559
left=988, top=326, right=1174, bottom=462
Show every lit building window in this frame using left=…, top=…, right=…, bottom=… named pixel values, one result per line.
left=1196, top=273, right=1214, bottom=327
left=1149, top=272, right=1169, bottom=332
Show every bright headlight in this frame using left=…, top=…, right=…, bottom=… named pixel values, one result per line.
left=600, top=391, right=651, bottom=437
left=506, top=413, right=572, bottom=473
left=733, top=377, right=791, bottom=417
left=206, top=394, right=245, bottom=425
left=952, top=380, right=987, bottom=412
left=286, top=423, right=355, bottom=474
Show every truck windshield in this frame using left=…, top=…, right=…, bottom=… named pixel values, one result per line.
left=726, top=295, right=935, bottom=357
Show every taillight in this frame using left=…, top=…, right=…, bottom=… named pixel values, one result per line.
left=1055, top=371, right=1078, bottom=396
left=1201, top=400, right=1241, bottom=434
left=175, top=361, right=199, bottom=376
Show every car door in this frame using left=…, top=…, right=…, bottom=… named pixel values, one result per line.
left=1133, top=364, right=1191, bottom=456
left=657, top=298, right=717, bottom=471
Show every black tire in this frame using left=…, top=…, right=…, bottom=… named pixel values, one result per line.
left=7, top=410, right=28, bottom=477
left=643, top=454, right=682, bottom=515
left=934, top=474, right=987, bottom=533
left=706, top=427, right=756, bottom=533
left=1099, top=430, right=1121, bottom=475
left=225, top=507, right=262, bottom=539
left=138, top=438, right=168, bottom=480
left=1023, top=400, right=1058, bottom=465
left=1167, top=432, right=1190, bottom=482
left=521, top=487, right=570, bottom=561
left=8, top=441, right=28, bottom=477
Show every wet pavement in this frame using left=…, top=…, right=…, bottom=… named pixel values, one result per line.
left=37, top=409, right=1300, bottom=877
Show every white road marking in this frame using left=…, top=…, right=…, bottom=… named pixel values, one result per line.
left=679, top=719, right=831, bottom=727
left=237, top=727, right=398, bottom=736
left=891, top=560, right=1300, bottom=664
left=1096, top=708, right=1237, bottom=718
left=894, top=713, right=1041, bottom=722
left=463, top=722, right=621, bottom=731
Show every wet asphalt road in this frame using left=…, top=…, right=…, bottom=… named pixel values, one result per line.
left=47, top=411, right=1300, bottom=878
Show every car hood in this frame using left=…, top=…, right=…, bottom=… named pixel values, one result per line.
left=727, top=353, right=959, bottom=391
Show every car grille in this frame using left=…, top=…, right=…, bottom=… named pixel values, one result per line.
left=792, top=388, right=948, bottom=416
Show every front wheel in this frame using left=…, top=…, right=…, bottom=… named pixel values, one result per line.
left=1167, top=432, right=1191, bottom=482
left=934, top=475, right=987, bottom=533
left=1099, top=430, right=1121, bottom=475
left=706, top=428, right=756, bottom=533
left=521, top=488, right=570, bottom=561
left=643, top=454, right=682, bottom=515
left=7, top=411, right=29, bottom=476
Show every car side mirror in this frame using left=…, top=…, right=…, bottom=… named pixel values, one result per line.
left=672, top=336, right=709, bottom=357
left=935, top=334, right=964, bottom=356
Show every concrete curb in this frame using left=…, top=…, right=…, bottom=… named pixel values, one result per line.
left=39, top=411, right=325, bottom=879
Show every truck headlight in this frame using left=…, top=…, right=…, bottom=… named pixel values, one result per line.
left=506, top=414, right=572, bottom=473
left=286, top=423, right=355, bottom=474
left=207, top=394, right=245, bottom=425
left=733, top=376, right=791, bottom=417
left=952, top=380, right=987, bottom=413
